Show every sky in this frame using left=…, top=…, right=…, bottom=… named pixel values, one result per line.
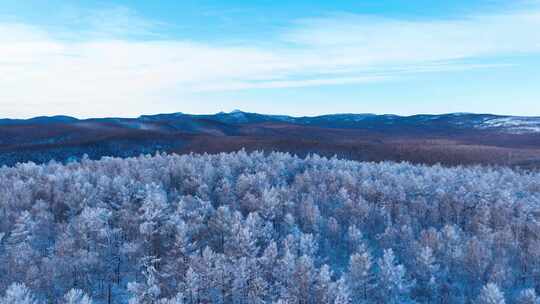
left=1, top=0, right=539, bottom=118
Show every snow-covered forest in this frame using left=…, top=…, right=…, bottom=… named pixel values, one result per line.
left=1, top=151, right=540, bottom=304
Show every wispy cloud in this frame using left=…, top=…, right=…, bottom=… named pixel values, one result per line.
left=284, top=11, right=540, bottom=63
left=0, top=3, right=539, bottom=117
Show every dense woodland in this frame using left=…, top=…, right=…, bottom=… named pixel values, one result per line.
left=1, top=151, right=540, bottom=303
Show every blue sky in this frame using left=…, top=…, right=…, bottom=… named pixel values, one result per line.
left=1, top=0, right=539, bottom=118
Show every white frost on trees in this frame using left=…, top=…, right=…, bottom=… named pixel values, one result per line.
left=0, top=151, right=538, bottom=303
left=62, top=289, right=93, bottom=304
left=477, top=283, right=505, bottom=304
left=1, top=283, right=38, bottom=304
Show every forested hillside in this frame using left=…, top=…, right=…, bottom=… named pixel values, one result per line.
left=2, top=112, right=540, bottom=168
left=1, top=151, right=540, bottom=303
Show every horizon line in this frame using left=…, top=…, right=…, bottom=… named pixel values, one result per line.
left=2, top=110, right=539, bottom=121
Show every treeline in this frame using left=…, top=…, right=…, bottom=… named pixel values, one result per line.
left=1, top=151, right=540, bottom=303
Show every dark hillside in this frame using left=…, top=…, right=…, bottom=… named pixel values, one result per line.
left=1, top=111, right=539, bottom=167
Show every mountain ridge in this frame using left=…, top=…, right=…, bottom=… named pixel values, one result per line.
left=4, top=110, right=540, bottom=121
left=2, top=111, right=540, bottom=134
left=1, top=110, right=539, bottom=168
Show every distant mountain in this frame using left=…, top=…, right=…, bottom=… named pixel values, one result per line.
left=3, top=111, right=539, bottom=134
left=1, top=111, right=539, bottom=167
left=0, top=115, right=79, bottom=125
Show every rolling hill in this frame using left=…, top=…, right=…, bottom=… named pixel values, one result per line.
left=1, top=111, right=539, bottom=167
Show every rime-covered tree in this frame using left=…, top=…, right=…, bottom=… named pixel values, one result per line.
left=346, top=248, right=374, bottom=302
left=413, top=246, right=439, bottom=302
left=128, top=257, right=162, bottom=304
left=0, top=151, right=538, bottom=303
left=62, top=289, right=93, bottom=304
left=376, top=249, right=414, bottom=304
left=334, top=278, right=351, bottom=304
left=1, top=283, right=38, bottom=304
left=477, top=283, right=505, bottom=304
left=516, top=288, right=539, bottom=304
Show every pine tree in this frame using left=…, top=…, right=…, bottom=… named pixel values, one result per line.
left=157, top=294, right=185, bottom=304
left=314, top=264, right=334, bottom=304
left=477, top=283, right=505, bottom=304
left=414, top=246, right=439, bottom=302
left=334, top=278, right=351, bottom=304
left=1, top=283, right=39, bottom=304
left=259, top=241, right=278, bottom=285
left=516, top=288, right=539, bottom=304
left=299, top=233, right=318, bottom=258
left=347, top=225, right=363, bottom=252
left=347, top=248, right=374, bottom=302
left=139, top=184, right=169, bottom=259
left=376, top=249, right=414, bottom=304
left=128, top=256, right=162, bottom=304
left=8, top=211, right=35, bottom=245
left=183, top=267, right=201, bottom=304
left=232, top=257, right=249, bottom=304
left=292, top=255, right=316, bottom=304
left=276, top=248, right=297, bottom=303
left=62, top=289, right=93, bottom=304
left=231, top=257, right=267, bottom=304
left=225, top=214, right=257, bottom=258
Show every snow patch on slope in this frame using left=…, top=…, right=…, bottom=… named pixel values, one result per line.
left=479, top=117, right=540, bottom=134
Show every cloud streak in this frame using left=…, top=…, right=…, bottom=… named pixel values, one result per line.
left=0, top=4, right=539, bottom=117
